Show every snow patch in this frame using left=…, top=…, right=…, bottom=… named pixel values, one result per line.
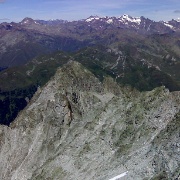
left=163, top=22, right=174, bottom=29
left=86, top=16, right=100, bottom=22
left=120, top=14, right=141, bottom=24
left=107, top=19, right=113, bottom=24
left=109, top=171, right=128, bottom=180
left=176, top=18, right=180, bottom=22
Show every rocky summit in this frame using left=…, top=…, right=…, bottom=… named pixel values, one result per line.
left=0, top=61, right=179, bottom=180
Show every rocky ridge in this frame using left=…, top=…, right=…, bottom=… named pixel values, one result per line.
left=21, top=15, right=180, bottom=33
left=0, top=61, right=179, bottom=180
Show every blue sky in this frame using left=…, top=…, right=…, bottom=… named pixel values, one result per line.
left=0, top=0, right=180, bottom=22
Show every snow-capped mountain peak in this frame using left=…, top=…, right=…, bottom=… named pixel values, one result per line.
left=106, top=18, right=113, bottom=24
left=121, top=14, right=131, bottom=19
left=83, top=14, right=180, bottom=32
left=85, top=15, right=100, bottom=22
left=177, top=18, right=180, bottom=22
left=119, top=14, right=141, bottom=24
left=85, top=14, right=142, bottom=25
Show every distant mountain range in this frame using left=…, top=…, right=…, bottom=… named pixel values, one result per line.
left=23, top=15, right=180, bottom=32
left=1, top=14, right=179, bottom=87
left=1, top=15, right=180, bottom=67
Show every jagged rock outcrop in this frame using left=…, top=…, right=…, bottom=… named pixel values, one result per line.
left=0, top=61, right=179, bottom=180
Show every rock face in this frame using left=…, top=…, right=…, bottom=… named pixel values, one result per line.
left=0, top=61, right=179, bottom=180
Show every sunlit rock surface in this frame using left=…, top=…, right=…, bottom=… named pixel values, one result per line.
left=0, top=61, right=179, bottom=180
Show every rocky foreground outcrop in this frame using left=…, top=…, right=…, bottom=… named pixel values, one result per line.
left=0, top=61, right=179, bottom=180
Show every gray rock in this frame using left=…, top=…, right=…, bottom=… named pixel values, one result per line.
left=0, top=61, right=179, bottom=180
